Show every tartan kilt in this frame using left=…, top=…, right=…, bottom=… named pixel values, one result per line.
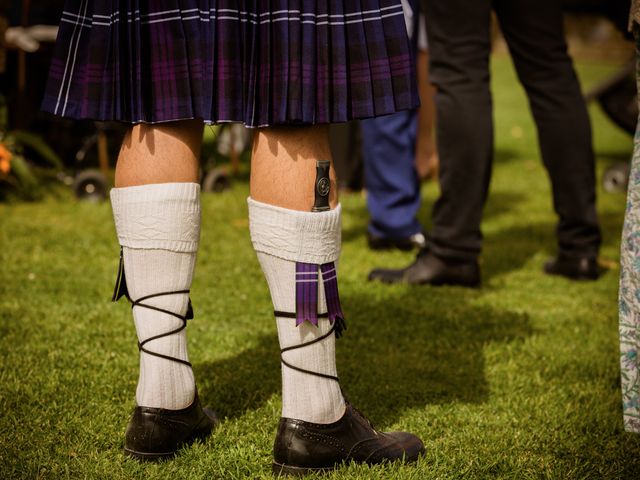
left=42, top=0, right=418, bottom=127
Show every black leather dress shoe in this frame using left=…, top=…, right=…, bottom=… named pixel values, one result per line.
left=368, top=249, right=480, bottom=287
left=367, top=231, right=427, bottom=251
left=543, top=254, right=601, bottom=280
left=272, top=403, right=425, bottom=476
left=124, top=393, right=218, bottom=461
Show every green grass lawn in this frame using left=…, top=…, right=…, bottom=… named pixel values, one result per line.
left=2, top=55, right=640, bottom=479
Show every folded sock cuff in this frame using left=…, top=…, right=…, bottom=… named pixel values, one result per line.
left=110, top=183, right=201, bottom=253
left=248, top=197, right=341, bottom=264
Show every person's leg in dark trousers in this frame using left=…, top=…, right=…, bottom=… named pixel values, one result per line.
left=426, top=0, right=494, bottom=263
left=495, top=0, right=602, bottom=278
left=368, top=0, right=490, bottom=286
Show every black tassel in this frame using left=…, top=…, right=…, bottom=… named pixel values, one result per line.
left=112, top=247, right=129, bottom=302
left=112, top=247, right=195, bottom=320
left=334, top=316, right=347, bottom=339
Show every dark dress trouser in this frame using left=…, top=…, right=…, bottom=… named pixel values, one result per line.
left=423, top=0, right=602, bottom=262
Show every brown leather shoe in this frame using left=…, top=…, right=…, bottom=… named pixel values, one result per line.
left=124, top=392, right=218, bottom=461
left=272, top=403, right=425, bottom=476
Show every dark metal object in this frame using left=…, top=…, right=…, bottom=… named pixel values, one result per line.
left=66, top=123, right=124, bottom=201
left=603, top=162, right=631, bottom=192
left=311, top=160, right=331, bottom=212
left=202, top=167, right=231, bottom=193
left=584, top=60, right=637, bottom=135
left=72, top=169, right=108, bottom=202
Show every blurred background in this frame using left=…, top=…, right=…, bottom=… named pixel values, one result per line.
left=0, top=0, right=635, bottom=202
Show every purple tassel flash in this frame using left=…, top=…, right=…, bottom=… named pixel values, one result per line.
left=295, top=262, right=346, bottom=337
left=296, top=262, right=319, bottom=326
left=320, top=263, right=344, bottom=324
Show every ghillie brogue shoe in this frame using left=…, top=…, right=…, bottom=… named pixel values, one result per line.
left=273, top=402, right=425, bottom=476
left=270, top=316, right=424, bottom=476
left=124, top=392, right=218, bottom=461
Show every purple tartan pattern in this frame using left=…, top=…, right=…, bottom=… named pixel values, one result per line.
left=296, top=262, right=319, bottom=327
left=295, top=261, right=345, bottom=329
left=320, top=262, right=344, bottom=324
left=42, top=0, right=418, bottom=127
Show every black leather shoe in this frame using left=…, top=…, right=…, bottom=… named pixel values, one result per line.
left=368, top=249, right=480, bottom=287
left=272, top=403, right=425, bottom=476
left=124, top=393, right=218, bottom=461
left=367, top=231, right=427, bottom=251
left=543, top=254, right=601, bottom=280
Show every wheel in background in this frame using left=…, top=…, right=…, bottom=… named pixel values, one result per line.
left=202, top=168, right=231, bottom=193
left=73, top=169, right=108, bottom=201
left=602, top=162, right=630, bottom=193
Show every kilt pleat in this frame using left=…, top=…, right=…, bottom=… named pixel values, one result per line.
left=42, top=0, right=418, bottom=127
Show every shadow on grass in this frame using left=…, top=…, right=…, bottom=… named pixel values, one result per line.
left=194, top=335, right=280, bottom=420
left=599, top=209, right=626, bottom=246
left=480, top=209, right=623, bottom=282
left=596, top=150, right=632, bottom=167
left=482, top=220, right=555, bottom=281
left=483, top=191, right=527, bottom=222
left=494, top=148, right=520, bottom=164
left=336, top=290, right=533, bottom=425
left=194, top=288, right=532, bottom=427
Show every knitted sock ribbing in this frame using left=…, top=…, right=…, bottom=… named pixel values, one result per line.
left=111, top=182, right=200, bottom=410
left=249, top=198, right=346, bottom=424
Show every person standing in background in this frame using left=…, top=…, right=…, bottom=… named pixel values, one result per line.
left=361, top=0, right=437, bottom=251
left=369, top=0, right=602, bottom=286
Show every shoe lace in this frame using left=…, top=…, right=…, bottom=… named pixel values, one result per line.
left=343, top=394, right=375, bottom=430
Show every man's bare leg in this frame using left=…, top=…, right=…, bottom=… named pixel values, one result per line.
left=249, top=126, right=345, bottom=424
left=249, top=126, right=424, bottom=474
left=111, top=120, right=216, bottom=460
left=250, top=125, right=338, bottom=210
left=115, top=120, right=202, bottom=187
